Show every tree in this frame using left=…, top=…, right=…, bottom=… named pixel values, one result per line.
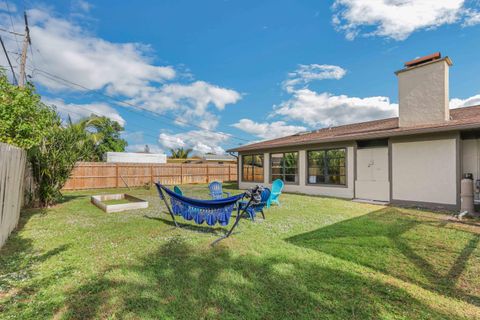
left=29, top=119, right=90, bottom=207
left=170, top=147, right=193, bottom=159
left=73, top=115, right=128, bottom=161
left=0, top=73, right=110, bottom=206
left=0, top=72, right=58, bottom=149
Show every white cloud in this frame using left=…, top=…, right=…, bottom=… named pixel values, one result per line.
left=158, top=130, right=229, bottom=155
left=283, top=64, right=346, bottom=92
left=130, top=81, right=241, bottom=129
left=273, top=88, right=398, bottom=127
left=332, top=0, right=480, bottom=40
left=463, top=8, right=480, bottom=26
left=15, top=8, right=175, bottom=96
left=43, top=98, right=126, bottom=126
left=232, top=119, right=307, bottom=140
left=72, top=0, right=93, bottom=13
left=271, top=63, right=397, bottom=128
left=0, top=1, right=16, bottom=12
left=0, top=6, right=242, bottom=153
left=121, top=131, right=144, bottom=144
left=450, top=94, right=480, bottom=109
left=9, top=8, right=241, bottom=122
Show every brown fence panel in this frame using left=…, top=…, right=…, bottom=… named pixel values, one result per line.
left=63, top=162, right=237, bottom=190
left=63, top=162, right=117, bottom=190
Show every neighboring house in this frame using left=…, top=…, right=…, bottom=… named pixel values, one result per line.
left=167, top=155, right=237, bottom=164
left=202, top=154, right=237, bottom=164
left=105, top=152, right=167, bottom=164
left=167, top=157, right=203, bottom=164
left=229, top=53, right=480, bottom=211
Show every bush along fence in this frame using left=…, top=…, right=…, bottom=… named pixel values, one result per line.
left=63, top=162, right=238, bottom=190
left=0, top=143, right=27, bottom=248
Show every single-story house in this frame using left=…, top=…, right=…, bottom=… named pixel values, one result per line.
left=202, top=154, right=237, bottom=164
left=229, top=53, right=480, bottom=211
left=167, top=154, right=237, bottom=164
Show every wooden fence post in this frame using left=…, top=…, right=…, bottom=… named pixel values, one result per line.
left=228, top=165, right=231, bottom=182
left=180, top=164, right=183, bottom=185
left=150, top=165, right=154, bottom=186
left=115, top=163, right=119, bottom=188
left=206, top=165, right=209, bottom=184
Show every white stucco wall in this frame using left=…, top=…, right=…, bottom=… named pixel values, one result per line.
left=355, top=147, right=390, bottom=201
left=397, top=59, right=450, bottom=127
left=238, top=147, right=354, bottom=199
left=392, top=138, right=457, bottom=205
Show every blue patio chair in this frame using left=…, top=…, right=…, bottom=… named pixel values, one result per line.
left=208, top=181, right=230, bottom=200
left=239, top=187, right=271, bottom=221
left=173, top=185, right=183, bottom=196
left=267, top=179, right=284, bottom=208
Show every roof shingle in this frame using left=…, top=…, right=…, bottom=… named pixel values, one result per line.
left=229, top=105, right=480, bottom=152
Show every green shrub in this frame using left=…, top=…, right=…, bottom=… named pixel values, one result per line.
left=29, top=121, right=90, bottom=207
left=1, top=73, right=125, bottom=207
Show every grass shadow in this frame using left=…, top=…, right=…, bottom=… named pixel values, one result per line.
left=143, top=215, right=228, bottom=235
left=286, top=207, right=480, bottom=307
left=0, top=241, right=72, bottom=313
left=60, top=237, right=456, bottom=319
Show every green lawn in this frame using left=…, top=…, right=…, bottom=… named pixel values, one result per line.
left=1, top=183, right=479, bottom=319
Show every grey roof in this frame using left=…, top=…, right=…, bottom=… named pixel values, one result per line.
left=203, top=154, right=236, bottom=161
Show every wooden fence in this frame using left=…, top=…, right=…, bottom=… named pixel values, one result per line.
left=0, top=143, right=27, bottom=248
left=63, top=162, right=238, bottom=190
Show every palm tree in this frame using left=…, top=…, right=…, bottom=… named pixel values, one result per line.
left=170, top=147, right=193, bottom=159
left=71, top=115, right=127, bottom=161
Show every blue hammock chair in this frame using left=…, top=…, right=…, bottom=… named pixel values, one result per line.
left=155, top=183, right=261, bottom=244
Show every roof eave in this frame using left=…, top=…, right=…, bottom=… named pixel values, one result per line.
left=231, top=122, right=480, bottom=153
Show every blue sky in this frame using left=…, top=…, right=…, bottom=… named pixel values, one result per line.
left=1, top=0, right=480, bottom=154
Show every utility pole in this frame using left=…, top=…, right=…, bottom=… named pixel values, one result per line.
left=18, top=12, right=30, bottom=87
left=0, top=36, right=18, bottom=85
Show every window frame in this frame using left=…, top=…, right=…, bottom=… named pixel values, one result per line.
left=241, top=154, right=264, bottom=183
left=306, top=148, right=347, bottom=187
left=269, top=151, right=299, bottom=185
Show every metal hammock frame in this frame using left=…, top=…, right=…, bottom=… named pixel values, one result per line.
left=155, top=182, right=257, bottom=245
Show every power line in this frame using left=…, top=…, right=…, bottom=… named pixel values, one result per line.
left=28, top=66, right=207, bottom=133
left=55, top=106, right=160, bottom=142
left=29, top=66, right=251, bottom=143
left=31, top=68, right=241, bottom=149
left=3, top=0, right=22, bottom=54
left=46, top=99, right=240, bottom=150
left=1, top=8, right=247, bottom=152
left=0, top=36, right=18, bottom=84
left=24, top=37, right=250, bottom=143
left=0, top=27, right=24, bottom=37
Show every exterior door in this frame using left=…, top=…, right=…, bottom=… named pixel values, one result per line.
left=355, top=147, right=390, bottom=202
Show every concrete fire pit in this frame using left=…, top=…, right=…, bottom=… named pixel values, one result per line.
left=91, top=194, right=148, bottom=213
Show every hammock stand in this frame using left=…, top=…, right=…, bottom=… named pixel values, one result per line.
left=155, top=183, right=257, bottom=245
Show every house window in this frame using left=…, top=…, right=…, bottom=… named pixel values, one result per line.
left=271, top=152, right=299, bottom=184
left=242, top=154, right=264, bottom=182
left=307, top=148, right=346, bottom=185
